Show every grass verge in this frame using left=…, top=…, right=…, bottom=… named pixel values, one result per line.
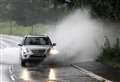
left=0, top=22, right=50, bottom=36
left=96, top=37, right=120, bottom=69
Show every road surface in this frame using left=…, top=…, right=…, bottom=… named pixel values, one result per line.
left=0, top=35, right=99, bottom=82
left=1, top=35, right=120, bottom=82
left=0, top=35, right=22, bottom=82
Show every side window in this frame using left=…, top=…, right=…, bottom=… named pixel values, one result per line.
left=40, top=38, right=46, bottom=45
left=45, top=37, right=51, bottom=45
left=24, top=37, right=32, bottom=45
left=25, top=37, right=30, bottom=45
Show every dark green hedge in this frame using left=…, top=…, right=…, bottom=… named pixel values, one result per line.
left=97, top=37, right=120, bottom=68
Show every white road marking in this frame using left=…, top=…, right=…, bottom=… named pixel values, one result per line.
left=0, top=65, right=2, bottom=82
left=72, top=64, right=113, bottom=82
left=8, top=65, right=15, bottom=81
left=8, top=66, right=13, bottom=75
left=10, top=75, right=15, bottom=81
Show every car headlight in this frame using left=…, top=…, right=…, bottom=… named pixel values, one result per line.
left=49, top=48, right=59, bottom=55
left=22, top=48, right=31, bottom=54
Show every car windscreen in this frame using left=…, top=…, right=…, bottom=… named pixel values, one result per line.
left=23, top=37, right=52, bottom=45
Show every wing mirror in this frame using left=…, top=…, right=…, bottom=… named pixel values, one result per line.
left=52, top=43, right=56, bottom=46
left=18, top=44, right=22, bottom=46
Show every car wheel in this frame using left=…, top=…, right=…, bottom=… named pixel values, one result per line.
left=21, top=59, right=26, bottom=67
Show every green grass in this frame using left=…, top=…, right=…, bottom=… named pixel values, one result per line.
left=97, top=37, right=120, bottom=69
left=0, top=22, right=49, bottom=36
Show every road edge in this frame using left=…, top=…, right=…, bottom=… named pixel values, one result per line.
left=72, top=64, right=113, bottom=82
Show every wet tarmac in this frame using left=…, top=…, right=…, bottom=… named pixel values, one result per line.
left=73, top=61, right=120, bottom=82
left=11, top=64, right=99, bottom=82
left=1, top=35, right=120, bottom=82
left=0, top=64, right=12, bottom=82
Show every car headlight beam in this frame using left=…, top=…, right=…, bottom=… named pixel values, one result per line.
left=49, top=48, right=59, bottom=55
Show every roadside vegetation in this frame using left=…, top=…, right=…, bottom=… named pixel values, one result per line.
left=1, top=0, right=120, bottom=26
left=0, top=22, right=49, bottom=36
left=97, top=37, right=120, bottom=69
left=0, top=0, right=120, bottom=69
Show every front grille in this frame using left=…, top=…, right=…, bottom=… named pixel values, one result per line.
left=31, top=49, right=46, bottom=54
left=30, top=55, right=46, bottom=58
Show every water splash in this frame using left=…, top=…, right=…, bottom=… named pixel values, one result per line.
left=48, top=9, right=104, bottom=64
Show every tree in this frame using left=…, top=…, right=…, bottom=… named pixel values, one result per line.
left=91, top=0, right=120, bottom=22
left=0, top=0, right=11, bottom=21
left=1, top=0, right=120, bottom=25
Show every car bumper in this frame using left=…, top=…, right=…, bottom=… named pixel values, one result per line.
left=21, top=54, right=48, bottom=60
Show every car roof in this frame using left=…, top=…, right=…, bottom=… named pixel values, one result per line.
left=24, top=35, right=49, bottom=38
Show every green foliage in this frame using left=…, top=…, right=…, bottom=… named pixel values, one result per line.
left=0, top=0, right=67, bottom=26
left=97, top=37, right=120, bottom=68
left=0, top=0, right=11, bottom=21
left=1, top=0, right=120, bottom=25
left=55, top=0, right=120, bottom=22
left=91, top=0, right=120, bottom=22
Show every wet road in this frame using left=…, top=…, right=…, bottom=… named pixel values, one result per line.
left=0, top=64, right=11, bottom=82
left=73, top=62, right=120, bottom=82
left=0, top=35, right=22, bottom=82
left=0, top=35, right=12, bottom=82
left=1, top=35, right=120, bottom=82
left=0, top=35, right=99, bottom=82
left=11, top=65, right=99, bottom=82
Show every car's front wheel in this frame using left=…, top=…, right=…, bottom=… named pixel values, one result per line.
left=21, top=59, right=26, bottom=67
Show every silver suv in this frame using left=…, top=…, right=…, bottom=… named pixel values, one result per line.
left=18, top=35, right=57, bottom=67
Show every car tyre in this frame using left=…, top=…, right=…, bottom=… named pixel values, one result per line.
left=21, top=59, right=26, bottom=67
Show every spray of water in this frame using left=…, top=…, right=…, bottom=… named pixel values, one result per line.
left=1, top=9, right=119, bottom=66
left=47, top=9, right=104, bottom=64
